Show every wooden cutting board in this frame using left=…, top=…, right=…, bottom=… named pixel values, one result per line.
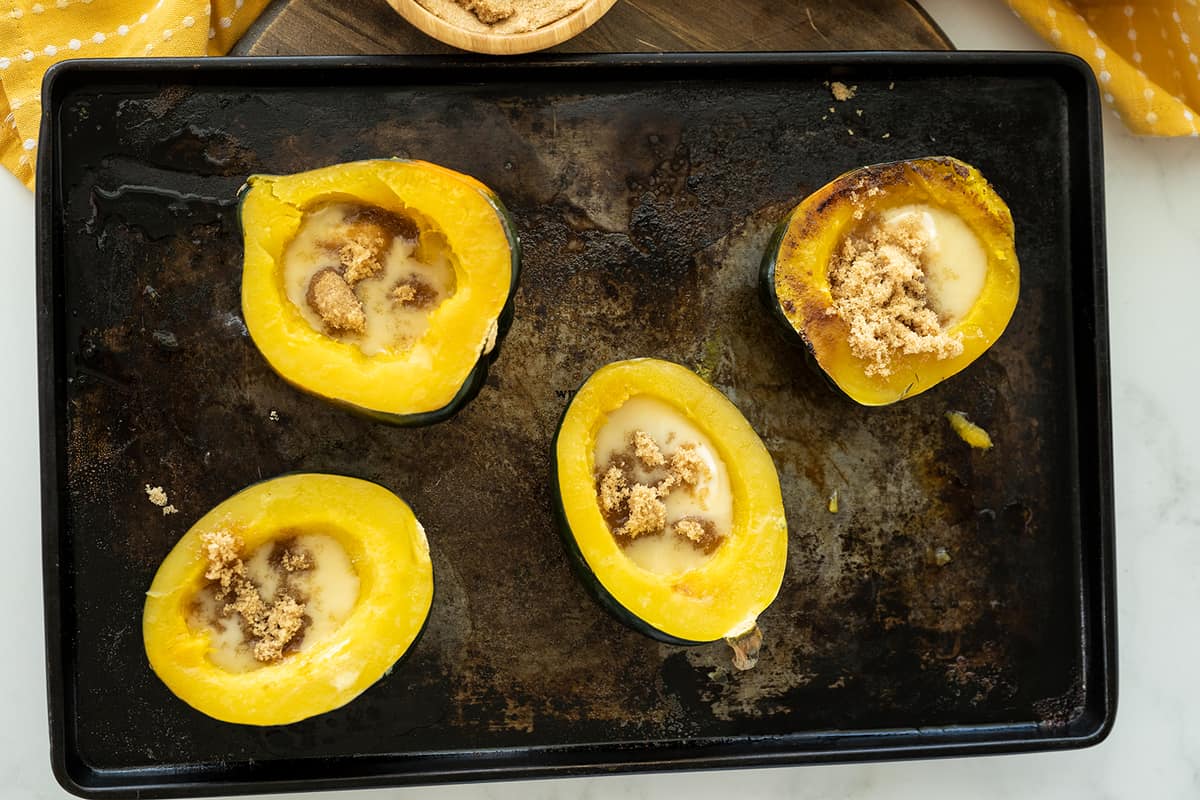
left=235, top=0, right=953, bottom=56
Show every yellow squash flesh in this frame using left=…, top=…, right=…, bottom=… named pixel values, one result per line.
left=142, top=473, right=433, bottom=726
left=768, top=157, right=1019, bottom=405
left=555, top=358, right=787, bottom=643
left=240, top=159, right=516, bottom=420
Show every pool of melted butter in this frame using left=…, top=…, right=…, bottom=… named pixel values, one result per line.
left=879, top=203, right=988, bottom=324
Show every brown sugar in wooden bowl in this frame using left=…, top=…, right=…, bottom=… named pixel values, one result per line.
left=386, top=0, right=618, bottom=54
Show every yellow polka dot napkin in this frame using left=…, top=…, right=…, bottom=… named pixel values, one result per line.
left=0, top=0, right=270, bottom=189
left=1009, top=0, right=1200, bottom=136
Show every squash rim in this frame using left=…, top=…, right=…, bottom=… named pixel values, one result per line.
left=554, top=358, right=787, bottom=643
left=767, top=156, right=1020, bottom=406
left=239, top=158, right=518, bottom=420
left=142, top=473, right=434, bottom=726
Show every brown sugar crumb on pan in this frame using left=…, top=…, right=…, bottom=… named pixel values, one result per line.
left=200, top=530, right=307, bottom=663
left=145, top=485, right=180, bottom=515
left=307, top=267, right=366, bottom=335
left=830, top=81, right=857, bottom=101
left=827, top=213, right=963, bottom=377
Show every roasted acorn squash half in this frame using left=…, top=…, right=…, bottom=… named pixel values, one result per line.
left=761, top=156, right=1019, bottom=406
left=143, top=473, right=433, bottom=726
left=552, top=358, right=787, bottom=668
left=240, top=159, right=520, bottom=425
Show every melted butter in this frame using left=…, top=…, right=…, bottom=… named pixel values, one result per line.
left=593, top=395, right=734, bottom=575
left=622, top=533, right=711, bottom=574
left=880, top=203, right=988, bottom=324
left=281, top=203, right=456, bottom=356
left=186, top=533, right=360, bottom=673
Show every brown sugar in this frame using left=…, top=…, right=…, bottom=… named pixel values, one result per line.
left=632, top=430, right=665, bottom=468
left=830, top=81, right=857, bottom=101
left=598, top=466, right=629, bottom=515
left=338, top=240, right=385, bottom=285
left=671, top=517, right=723, bottom=554
left=333, top=205, right=416, bottom=285
left=621, top=483, right=667, bottom=539
left=281, top=548, right=313, bottom=572
left=827, top=213, right=964, bottom=377
left=391, top=276, right=439, bottom=309
left=673, top=518, right=706, bottom=543
left=145, top=485, right=180, bottom=515
left=668, top=443, right=709, bottom=488
left=343, top=204, right=419, bottom=240
left=256, top=596, right=305, bottom=662
left=307, top=268, right=366, bottom=335
left=460, top=0, right=515, bottom=23
left=200, top=530, right=308, bottom=663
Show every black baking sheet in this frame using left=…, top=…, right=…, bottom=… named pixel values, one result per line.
left=36, top=53, right=1116, bottom=798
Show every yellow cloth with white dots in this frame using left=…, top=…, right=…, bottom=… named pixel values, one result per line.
left=1009, top=0, right=1200, bottom=136
left=1, top=2, right=1196, bottom=190
left=0, top=0, right=269, bottom=189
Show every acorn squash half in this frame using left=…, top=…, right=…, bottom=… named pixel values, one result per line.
left=240, top=159, right=520, bottom=425
left=143, top=473, right=433, bottom=726
left=552, top=358, right=787, bottom=668
left=761, top=156, right=1019, bottom=406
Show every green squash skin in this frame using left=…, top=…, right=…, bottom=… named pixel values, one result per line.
left=758, top=212, right=798, bottom=342
left=550, top=399, right=706, bottom=647
left=758, top=209, right=857, bottom=401
left=238, top=176, right=522, bottom=428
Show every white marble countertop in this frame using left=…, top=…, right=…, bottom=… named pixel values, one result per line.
left=3, top=1, right=1197, bottom=797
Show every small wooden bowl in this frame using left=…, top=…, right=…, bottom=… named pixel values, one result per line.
left=386, top=0, right=618, bottom=54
